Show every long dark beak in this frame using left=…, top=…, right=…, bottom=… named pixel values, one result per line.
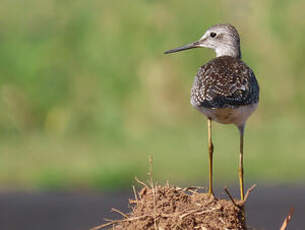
left=164, top=41, right=200, bottom=54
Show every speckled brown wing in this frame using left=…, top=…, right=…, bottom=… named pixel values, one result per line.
left=191, top=56, right=259, bottom=109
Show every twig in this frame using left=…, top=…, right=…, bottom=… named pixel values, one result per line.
left=90, top=221, right=115, bottom=230
left=111, top=208, right=128, bottom=218
left=176, top=186, right=205, bottom=192
left=147, top=156, right=158, bottom=230
left=148, top=155, right=154, bottom=188
left=104, top=218, right=114, bottom=222
left=280, top=207, right=294, bottom=230
left=239, top=184, right=256, bottom=206
left=195, top=207, right=219, bottom=216
left=224, top=186, right=238, bottom=207
left=152, top=185, right=158, bottom=230
left=179, top=207, right=218, bottom=219
left=90, top=214, right=151, bottom=230
left=134, top=177, right=148, bottom=188
left=132, top=185, right=138, bottom=202
left=179, top=208, right=201, bottom=219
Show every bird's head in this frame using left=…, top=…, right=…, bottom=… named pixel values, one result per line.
left=164, top=24, right=241, bottom=59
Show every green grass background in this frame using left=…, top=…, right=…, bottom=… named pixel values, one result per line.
left=0, top=0, right=305, bottom=190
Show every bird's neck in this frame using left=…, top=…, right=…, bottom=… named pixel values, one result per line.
left=215, top=45, right=241, bottom=59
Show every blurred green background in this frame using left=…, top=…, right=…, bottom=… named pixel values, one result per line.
left=0, top=0, right=304, bottom=190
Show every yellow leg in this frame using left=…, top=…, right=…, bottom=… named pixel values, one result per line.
left=208, top=118, right=214, bottom=196
left=238, top=125, right=245, bottom=200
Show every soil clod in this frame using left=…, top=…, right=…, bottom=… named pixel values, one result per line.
left=92, top=182, right=247, bottom=230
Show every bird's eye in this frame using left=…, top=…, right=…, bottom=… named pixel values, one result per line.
left=210, top=32, right=217, bottom=38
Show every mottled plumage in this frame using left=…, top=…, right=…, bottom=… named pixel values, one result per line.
left=191, top=56, right=259, bottom=109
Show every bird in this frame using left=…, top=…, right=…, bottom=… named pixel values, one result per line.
left=164, top=24, right=259, bottom=200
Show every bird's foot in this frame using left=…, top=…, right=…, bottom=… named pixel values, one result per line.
left=208, top=192, right=217, bottom=200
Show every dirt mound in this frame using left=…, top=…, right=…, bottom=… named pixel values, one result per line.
left=93, top=182, right=248, bottom=230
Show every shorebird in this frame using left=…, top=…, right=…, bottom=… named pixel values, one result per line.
left=164, top=24, right=259, bottom=200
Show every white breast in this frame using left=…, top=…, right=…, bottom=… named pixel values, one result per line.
left=193, top=103, right=258, bottom=126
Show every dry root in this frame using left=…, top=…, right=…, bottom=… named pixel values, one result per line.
left=280, top=208, right=294, bottom=230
